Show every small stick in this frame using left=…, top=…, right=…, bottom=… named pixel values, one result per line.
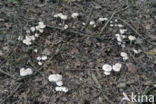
left=100, top=11, right=117, bottom=34
left=117, top=18, right=156, bottom=46
left=91, top=73, right=114, bottom=104
left=0, top=69, right=15, bottom=79
left=0, top=83, right=22, bottom=104
left=100, top=6, right=129, bottom=34
left=46, top=25, right=112, bottom=41
left=81, top=4, right=94, bottom=31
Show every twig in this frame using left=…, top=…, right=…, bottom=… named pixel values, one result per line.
left=100, top=6, right=129, bottom=34
left=0, top=69, right=15, bottom=79
left=143, top=86, right=155, bottom=95
left=100, top=10, right=117, bottom=34
left=91, top=73, right=114, bottom=104
left=117, top=18, right=156, bottom=46
left=0, top=83, right=22, bottom=104
left=81, top=3, right=94, bottom=31
left=127, top=49, right=137, bottom=64
left=46, top=25, right=112, bottom=41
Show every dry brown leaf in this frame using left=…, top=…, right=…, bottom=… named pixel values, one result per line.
left=71, top=48, right=79, bottom=54
left=126, top=63, right=138, bottom=74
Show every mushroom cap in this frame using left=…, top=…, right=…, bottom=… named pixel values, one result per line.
left=20, top=68, right=33, bottom=76
left=38, top=23, right=46, bottom=29
left=38, top=61, right=42, bottom=66
left=113, top=63, right=122, bottom=72
left=41, top=55, right=47, bottom=61
left=30, top=27, right=35, bottom=32
left=89, top=21, right=95, bottom=25
left=98, top=17, right=108, bottom=22
left=120, top=52, right=128, bottom=57
left=102, top=64, right=112, bottom=72
left=23, top=39, right=31, bottom=45
left=56, top=81, right=63, bottom=86
left=119, top=29, right=127, bottom=34
left=55, top=86, right=68, bottom=93
left=48, top=74, right=62, bottom=82
left=115, top=34, right=120, bottom=37
left=117, top=36, right=122, bottom=42
left=104, top=71, right=111, bottom=75
left=60, top=15, right=68, bottom=20
left=29, top=35, right=35, bottom=41
left=118, top=24, right=123, bottom=27
left=133, top=49, right=141, bottom=54
left=64, top=24, right=68, bottom=29
left=35, top=33, right=39, bottom=37
left=71, top=13, right=79, bottom=18
left=120, top=52, right=129, bottom=60
left=128, top=35, right=136, bottom=41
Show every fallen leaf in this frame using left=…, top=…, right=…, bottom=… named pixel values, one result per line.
left=71, top=48, right=79, bottom=54
left=144, top=49, right=156, bottom=56
left=126, top=63, right=138, bottom=74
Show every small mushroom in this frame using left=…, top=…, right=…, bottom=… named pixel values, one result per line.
left=128, top=35, right=136, bottom=45
left=113, top=63, right=122, bottom=72
left=120, top=52, right=129, bottom=60
left=48, top=74, right=62, bottom=82
left=71, top=13, right=79, bottom=19
left=104, top=71, right=111, bottom=75
left=102, top=64, right=112, bottom=73
left=20, top=68, right=33, bottom=76
left=55, top=86, right=68, bottom=93
left=56, top=81, right=63, bottom=86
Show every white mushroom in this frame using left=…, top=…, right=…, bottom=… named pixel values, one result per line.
left=115, top=34, right=120, bottom=37
left=55, top=86, right=68, bottom=93
left=120, top=52, right=129, bottom=60
left=118, top=24, right=123, bottom=28
left=18, top=36, right=23, bottom=41
left=38, top=61, right=43, bottom=66
left=104, top=71, right=111, bottom=75
left=102, top=64, right=112, bottom=72
left=30, top=27, right=35, bottom=32
left=89, top=21, right=95, bottom=25
left=38, top=22, right=46, bottom=29
left=20, top=68, right=33, bottom=77
left=48, top=74, right=62, bottom=82
left=29, top=35, right=35, bottom=41
left=35, top=33, right=39, bottom=37
left=133, top=49, right=141, bottom=54
left=119, top=29, right=127, bottom=34
left=60, top=15, right=68, bottom=20
left=110, top=24, right=113, bottom=27
left=115, top=19, right=118, bottom=22
left=22, top=37, right=32, bottom=46
left=117, top=36, right=123, bottom=42
left=33, top=49, right=38, bottom=53
left=41, top=55, right=47, bottom=61
left=71, top=13, right=79, bottom=19
left=56, top=81, right=63, bottom=86
left=98, top=17, right=108, bottom=22
left=37, top=56, right=41, bottom=60
left=113, top=63, right=122, bottom=72
left=64, top=24, right=68, bottom=29
left=38, top=28, right=44, bottom=33
left=82, top=22, right=86, bottom=25
left=128, top=35, right=136, bottom=41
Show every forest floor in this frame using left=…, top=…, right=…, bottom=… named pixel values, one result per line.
left=0, top=0, right=156, bottom=104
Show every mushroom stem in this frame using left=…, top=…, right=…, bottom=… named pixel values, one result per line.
left=130, top=41, right=132, bottom=45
